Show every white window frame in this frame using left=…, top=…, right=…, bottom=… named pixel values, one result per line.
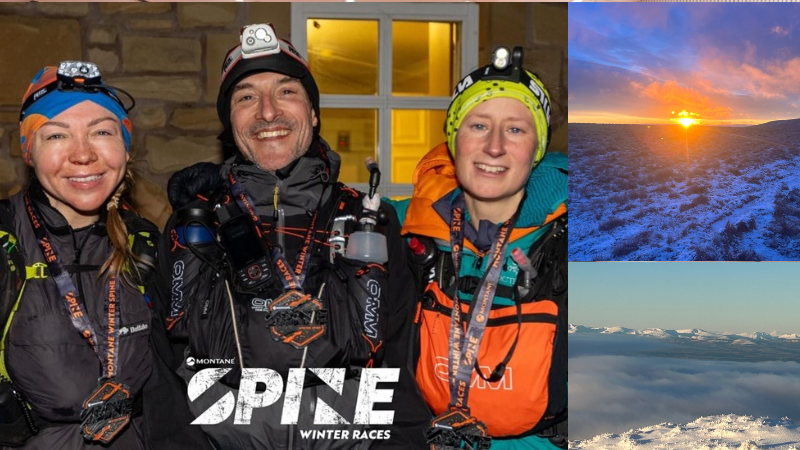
left=291, top=3, right=479, bottom=198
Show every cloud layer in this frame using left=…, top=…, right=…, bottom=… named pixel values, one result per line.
left=570, top=336, right=800, bottom=440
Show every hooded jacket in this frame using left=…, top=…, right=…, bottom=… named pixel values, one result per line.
left=162, top=139, right=430, bottom=450
left=393, top=143, right=568, bottom=450
left=2, top=181, right=211, bottom=450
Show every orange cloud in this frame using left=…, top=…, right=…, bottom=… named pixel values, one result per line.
left=689, top=74, right=731, bottom=95
left=631, top=80, right=733, bottom=118
left=699, top=54, right=800, bottom=99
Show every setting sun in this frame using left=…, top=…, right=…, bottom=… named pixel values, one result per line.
left=679, top=118, right=696, bottom=127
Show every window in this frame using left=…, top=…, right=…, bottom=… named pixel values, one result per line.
left=292, top=3, right=479, bottom=197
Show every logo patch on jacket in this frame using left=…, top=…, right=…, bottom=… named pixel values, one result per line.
left=119, top=322, right=149, bottom=337
left=251, top=297, right=271, bottom=313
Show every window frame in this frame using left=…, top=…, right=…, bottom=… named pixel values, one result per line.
left=291, top=3, right=479, bottom=197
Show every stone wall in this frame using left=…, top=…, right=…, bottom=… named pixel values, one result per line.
left=0, top=2, right=567, bottom=228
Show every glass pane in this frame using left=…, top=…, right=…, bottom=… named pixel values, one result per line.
left=391, top=109, right=447, bottom=184
left=393, top=21, right=458, bottom=97
left=320, top=108, right=377, bottom=184
left=307, top=19, right=378, bottom=95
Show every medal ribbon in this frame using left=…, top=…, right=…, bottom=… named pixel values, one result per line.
left=447, top=193, right=517, bottom=411
left=226, top=168, right=319, bottom=292
left=24, top=191, right=121, bottom=380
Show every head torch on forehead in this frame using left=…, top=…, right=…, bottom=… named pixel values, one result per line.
left=59, top=60, right=102, bottom=85
left=489, top=46, right=521, bottom=81
left=456, top=47, right=550, bottom=117
left=446, top=46, right=553, bottom=165
left=19, top=60, right=135, bottom=122
left=240, top=23, right=280, bottom=59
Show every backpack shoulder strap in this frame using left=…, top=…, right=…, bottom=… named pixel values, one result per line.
left=325, top=183, right=363, bottom=263
left=0, top=199, right=25, bottom=382
left=0, top=279, right=25, bottom=381
left=124, top=212, right=158, bottom=271
left=516, top=213, right=567, bottom=302
left=120, top=205, right=160, bottom=302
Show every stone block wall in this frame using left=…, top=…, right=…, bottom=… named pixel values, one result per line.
left=0, top=2, right=567, bottom=228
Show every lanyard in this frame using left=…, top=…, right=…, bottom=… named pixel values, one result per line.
left=226, top=168, right=320, bottom=292
left=447, top=193, right=517, bottom=411
left=23, top=192, right=121, bottom=380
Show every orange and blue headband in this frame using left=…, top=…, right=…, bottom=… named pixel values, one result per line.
left=19, top=64, right=134, bottom=165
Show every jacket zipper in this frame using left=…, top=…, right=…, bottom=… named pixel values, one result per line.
left=72, top=226, right=94, bottom=321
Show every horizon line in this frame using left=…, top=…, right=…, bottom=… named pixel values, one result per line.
left=568, top=117, right=800, bottom=126
left=571, top=323, right=800, bottom=337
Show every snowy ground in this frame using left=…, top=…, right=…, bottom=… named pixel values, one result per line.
left=569, top=414, right=800, bottom=449
left=569, top=121, right=800, bottom=261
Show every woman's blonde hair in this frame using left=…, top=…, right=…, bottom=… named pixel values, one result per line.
left=101, top=167, right=151, bottom=286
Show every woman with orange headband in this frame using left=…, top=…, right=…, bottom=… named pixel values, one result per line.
left=0, top=61, right=210, bottom=450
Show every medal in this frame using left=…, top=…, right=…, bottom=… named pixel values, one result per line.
left=25, top=192, right=133, bottom=444
left=80, top=379, right=132, bottom=444
left=425, top=408, right=490, bottom=450
left=227, top=168, right=329, bottom=349
left=266, top=290, right=326, bottom=348
left=423, top=194, right=518, bottom=450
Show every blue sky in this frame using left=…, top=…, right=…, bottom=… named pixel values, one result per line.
left=569, top=3, right=800, bottom=124
left=570, top=262, right=800, bottom=335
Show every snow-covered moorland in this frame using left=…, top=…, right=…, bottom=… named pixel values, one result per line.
left=569, top=120, right=800, bottom=261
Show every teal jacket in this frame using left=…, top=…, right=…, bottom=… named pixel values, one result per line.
left=389, top=145, right=568, bottom=450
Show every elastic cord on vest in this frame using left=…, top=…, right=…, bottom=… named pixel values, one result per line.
left=225, top=167, right=324, bottom=292
left=473, top=300, right=522, bottom=383
left=473, top=218, right=568, bottom=383
left=23, top=192, right=122, bottom=381
left=447, top=193, right=519, bottom=411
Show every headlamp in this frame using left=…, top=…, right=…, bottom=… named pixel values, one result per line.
left=445, top=46, right=553, bottom=165
left=240, top=23, right=280, bottom=59
left=491, top=47, right=511, bottom=71
left=485, top=46, right=525, bottom=83
left=19, top=60, right=135, bottom=122
left=58, top=61, right=102, bottom=86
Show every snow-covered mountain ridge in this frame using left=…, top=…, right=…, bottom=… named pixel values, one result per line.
left=570, top=414, right=800, bottom=450
left=569, top=324, right=800, bottom=342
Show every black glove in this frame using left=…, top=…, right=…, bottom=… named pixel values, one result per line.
left=168, top=162, right=222, bottom=209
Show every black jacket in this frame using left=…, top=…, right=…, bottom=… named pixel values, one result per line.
left=1, top=181, right=211, bottom=450
left=161, top=141, right=429, bottom=449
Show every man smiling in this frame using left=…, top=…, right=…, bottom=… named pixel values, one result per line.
left=161, top=24, right=427, bottom=449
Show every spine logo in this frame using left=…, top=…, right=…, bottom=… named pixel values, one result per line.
left=188, top=368, right=399, bottom=426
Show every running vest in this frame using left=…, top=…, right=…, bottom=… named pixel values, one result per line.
left=411, top=215, right=567, bottom=438
left=402, top=144, right=568, bottom=440
left=163, top=181, right=391, bottom=381
left=0, top=193, right=157, bottom=425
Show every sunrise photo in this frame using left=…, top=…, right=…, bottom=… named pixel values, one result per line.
left=569, top=3, right=800, bottom=261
